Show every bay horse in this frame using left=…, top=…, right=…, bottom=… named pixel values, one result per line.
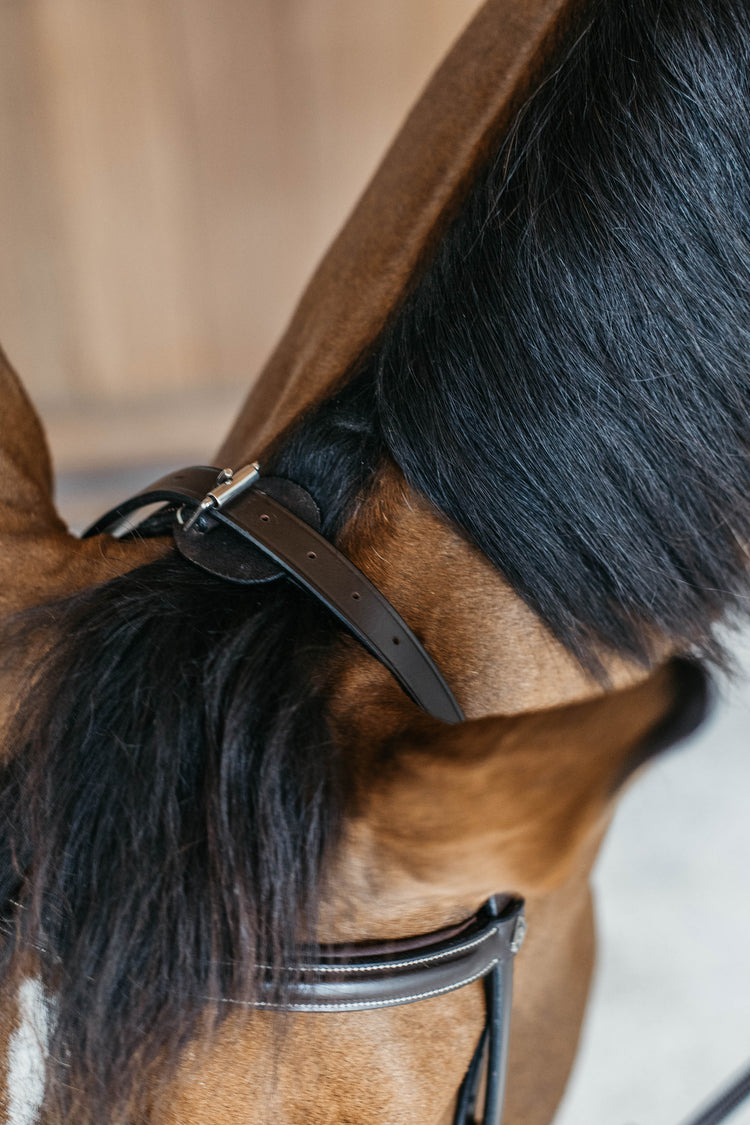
left=0, top=0, right=748, bottom=1122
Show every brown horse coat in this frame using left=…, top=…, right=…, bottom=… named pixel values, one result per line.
left=0, top=1, right=701, bottom=1122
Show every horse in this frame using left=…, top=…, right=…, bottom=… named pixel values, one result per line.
left=0, top=0, right=749, bottom=1121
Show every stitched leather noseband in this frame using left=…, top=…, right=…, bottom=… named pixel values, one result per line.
left=83, top=464, right=524, bottom=1125
left=250, top=896, right=523, bottom=1014
left=218, top=896, right=527, bottom=1125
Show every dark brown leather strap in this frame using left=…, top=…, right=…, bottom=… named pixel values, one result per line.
left=82, top=466, right=226, bottom=535
left=236, top=897, right=525, bottom=1013
left=82, top=466, right=465, bottom=724
left=213, top=895, right=524, bottom=1125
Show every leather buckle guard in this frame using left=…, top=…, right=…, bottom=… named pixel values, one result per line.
left=83, top=465, right=465, bottom=725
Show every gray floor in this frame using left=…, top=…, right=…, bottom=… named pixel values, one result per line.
left=554, top=632, right=750, bottom=1125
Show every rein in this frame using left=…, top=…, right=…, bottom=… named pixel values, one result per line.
left=679, top=1066, right=750, bottom=1125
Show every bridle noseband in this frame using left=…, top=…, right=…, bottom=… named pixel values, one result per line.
left=222, top=896, right=526, bottom=1125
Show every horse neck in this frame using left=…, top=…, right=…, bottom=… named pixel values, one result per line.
left=137, top=462, right=679, bottom=1125
left=313, top=461, right=660, bottom=938
left=339, top=465, right=656, bottom=723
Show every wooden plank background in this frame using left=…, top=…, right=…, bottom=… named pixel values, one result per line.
left=0, top=0, right=478, bottom=482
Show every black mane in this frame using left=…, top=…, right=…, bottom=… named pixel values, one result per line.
left=377, top=0, right=750, bottom=665
left=4, top=0, right=750, bottom=1119
left=0, top=565, right=345, bottom=1121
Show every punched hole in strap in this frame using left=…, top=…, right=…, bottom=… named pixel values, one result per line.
left=83, top=461, right=466, bottom=723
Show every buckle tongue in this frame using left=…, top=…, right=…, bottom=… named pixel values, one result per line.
left=183, top=462, right=260, bottom=531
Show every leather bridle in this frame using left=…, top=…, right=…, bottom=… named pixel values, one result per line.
left=84, top=463, right=750, bottom=1125
left=84, top=463, right=464, bottom=724
left=84, top=462, right=524, bottom=1125
left=224, top=895, right=527, bottom=1125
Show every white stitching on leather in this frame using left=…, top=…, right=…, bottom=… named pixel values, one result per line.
left=256, top=921, right=503, bottom=975
left=213, top=958, right=501, bottom=1012
left=292, top=924, right=498, bottom=973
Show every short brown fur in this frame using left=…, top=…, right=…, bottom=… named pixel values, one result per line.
left=0, top=0, right=706, bottom=1120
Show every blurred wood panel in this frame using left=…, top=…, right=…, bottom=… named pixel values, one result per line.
left=0, top=0, right=478, bottom=468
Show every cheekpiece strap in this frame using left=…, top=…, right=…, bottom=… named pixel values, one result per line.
left=82, top=464, right=465, bottom=724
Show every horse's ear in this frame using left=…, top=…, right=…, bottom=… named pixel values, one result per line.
left=0, top=348, right=163, bottom=617
left=344, top=661, right=703, bottom=906
left=218, top=0, right=577, bottom=464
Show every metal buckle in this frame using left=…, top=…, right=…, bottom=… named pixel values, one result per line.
left=182, top=462, right=260, bottom=531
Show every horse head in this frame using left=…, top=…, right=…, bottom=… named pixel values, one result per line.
left=0, top=0, right=747, bottom=1122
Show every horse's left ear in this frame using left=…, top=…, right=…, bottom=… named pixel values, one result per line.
left=344, top=660, right=705, bottom=904
left=0, top=348, right=164, bottom=617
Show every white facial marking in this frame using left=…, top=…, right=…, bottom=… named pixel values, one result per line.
left=7, top=978, right=48, bottom=1125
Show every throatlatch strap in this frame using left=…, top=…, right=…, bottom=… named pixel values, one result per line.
left=82, top=465, right=465, bottom=724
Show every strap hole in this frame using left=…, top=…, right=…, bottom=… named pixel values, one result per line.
left=352, top=592, right=360, bottom=600
left=392, top=637, right=401, bottom=645
left=260, top=514, right=270, bottom=522
left=307, top=551, right=317, bottom=559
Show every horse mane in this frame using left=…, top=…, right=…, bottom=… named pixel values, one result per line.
left=0, top=377, right=385, bottom=1124
left=4, top=0, right=750, bottom=1119
left=376, top=0, right=750, bottom=667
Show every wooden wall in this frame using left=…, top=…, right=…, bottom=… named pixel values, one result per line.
left=0, top=0, right=478, bottom=478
